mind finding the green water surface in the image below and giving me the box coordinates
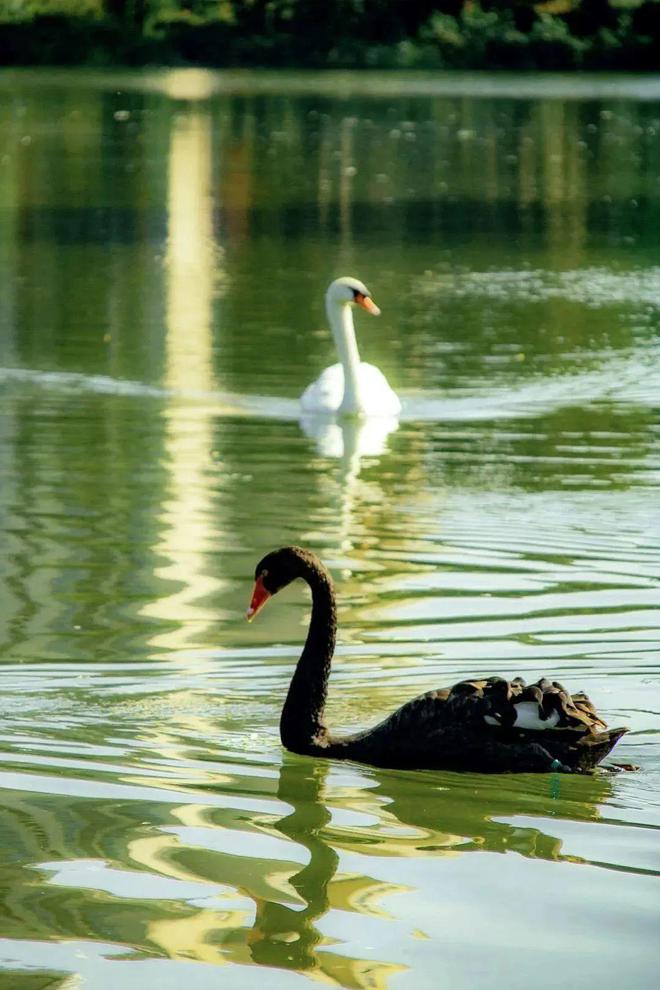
[0,69,658,990]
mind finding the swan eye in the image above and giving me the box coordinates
[261,569,269,578]
[352,290,366,304]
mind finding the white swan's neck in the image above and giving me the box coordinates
[327,297,363,415]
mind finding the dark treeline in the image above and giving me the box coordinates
[1,1,660,69]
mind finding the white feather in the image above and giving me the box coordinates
[513,702,560,730]
[301,362,400,417]
[484,703,560,730]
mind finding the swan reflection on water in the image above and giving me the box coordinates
[299,413,399,460]
[298,415,399,552]
[0,724,631,990]
[246,757,618,982]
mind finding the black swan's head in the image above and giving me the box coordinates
[247,546,329,622]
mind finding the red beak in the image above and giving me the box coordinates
[246,575,271,622]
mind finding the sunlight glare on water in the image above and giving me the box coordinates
[0,68,658,990]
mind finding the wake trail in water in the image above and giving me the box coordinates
[1,344,658,425]
[408,349,660,421]
[0,366,300,420]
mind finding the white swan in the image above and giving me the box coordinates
[300,276,401,417]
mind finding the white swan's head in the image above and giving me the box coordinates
[326,276,381,316]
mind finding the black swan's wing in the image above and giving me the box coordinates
[328,677,627,773]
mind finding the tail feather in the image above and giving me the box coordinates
[560,727,629,772]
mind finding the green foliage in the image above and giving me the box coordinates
[421,4,588,69]
[525,13,588,68]
[148,0,234,31]
[0,0,102,21]
[0,0,658,69]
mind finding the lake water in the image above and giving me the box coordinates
[0,68,659,990]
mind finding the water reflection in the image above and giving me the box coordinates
[249,761,350,974]
[0,68,659,990]
[146,761,621,974]
[10,755,617,986]
[357,766,617,862]
[300,414,398,460]
[0,654,656,990]
[140,108,225,652]
[2,70,659,396]
[299,415,398,549]
[248,759,406,987]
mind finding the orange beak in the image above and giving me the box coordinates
[354,293,381,316]
[246,575,271,622]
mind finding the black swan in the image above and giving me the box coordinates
[247,546,629,773]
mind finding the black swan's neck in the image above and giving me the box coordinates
[280,558,337,755]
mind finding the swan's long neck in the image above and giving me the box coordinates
[280,561,337,755]
[326,297,364,415]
